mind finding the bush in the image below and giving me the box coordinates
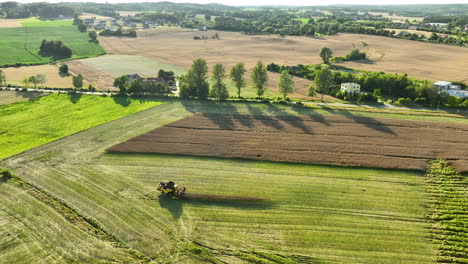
[413,97,427,105]
[0,168,13,181]
[357,93,378,103]
[397,97,413,105]
[59,64,69,75]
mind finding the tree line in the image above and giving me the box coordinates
[267,47,468,108]
[178,59,294,100]
[111,59,295,101]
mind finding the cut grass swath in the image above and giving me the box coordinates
[425,159,468,263]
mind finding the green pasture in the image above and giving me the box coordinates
[80,55,187,77]
[0,94,163,160]
[0,20,105,66]
[292,18,310,25]
[19,17,73,27]
[1,99,440,263]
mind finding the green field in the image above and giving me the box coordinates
[0,94,163,160]
[19,17,74,27]
[81,55,188,77]
[292,18,310,25]
[0,19,105,66]
[1,99,442,263]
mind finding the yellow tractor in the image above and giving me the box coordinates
[157,181,186,199]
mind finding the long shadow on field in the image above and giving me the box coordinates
[322,108,397,135]
[180,100,253,129]
[246,103,284,130]
[156,194,273,220]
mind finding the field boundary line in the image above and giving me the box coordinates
[0,168,152,263]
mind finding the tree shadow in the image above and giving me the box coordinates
[14,91,43,102]
[113,95,132,107]
[246,103,284,131]
[321,108,397,135]
[180,100,253,129]
[68,93,82,104]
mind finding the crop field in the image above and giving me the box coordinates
[99,30,468,83]
[2,64,74,88]
[0,19,105,66]
[0,91,44,105]
[0,94,163,160]
[1,100,439,263]
[76,55,187,77]
[108,113,468,172]
[0,19,21,27]
[368,12,424,23]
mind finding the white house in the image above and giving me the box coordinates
[341,83,361,94]
[434,81,452,90]
[434,81,468,98]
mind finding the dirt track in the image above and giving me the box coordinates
[108,113,468,172]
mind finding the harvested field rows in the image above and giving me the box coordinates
[109,113,468,171]
[99,31,468,83]
[3,101,436,263]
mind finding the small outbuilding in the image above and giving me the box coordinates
[341,83,361,94]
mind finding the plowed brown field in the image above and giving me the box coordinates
[108,113,468,172]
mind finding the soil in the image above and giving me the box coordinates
[108,113,468,172]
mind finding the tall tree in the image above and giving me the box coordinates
[113,75,129,94]
[211,63,229,100]
[179,58,209,98]
[251,61,268,98]
[73,74,83,89]
[28,75,38,88]
[128,79,143,94]
[230,62,246,98]
[35,74,47,88]
[319,47,333,64]
[0,69,5,86]
[278,70,294,99]
[22,77,30,88]
[314,67,334,101]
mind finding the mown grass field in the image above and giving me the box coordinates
[0,19,105,66]
[0,94,163,160]
[2,99,460,263]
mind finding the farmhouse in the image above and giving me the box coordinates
[126,74,142,82]
[341,83,361,94]
[434,81,468,98]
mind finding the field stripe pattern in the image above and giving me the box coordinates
[108,113,468,171]
[2,101,438,263]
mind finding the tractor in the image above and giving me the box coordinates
[157,181,186,199]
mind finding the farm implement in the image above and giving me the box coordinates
[157,181,186,199]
